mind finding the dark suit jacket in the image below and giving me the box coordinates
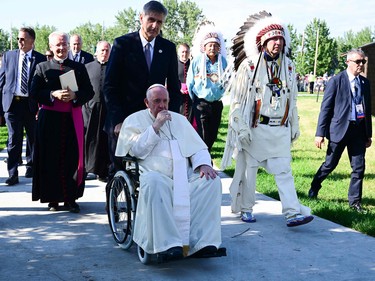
[0,49,46,114]
[85,59,106,103]
[315,70,372,142]
[68,50,94,64]
[103,31,181,133]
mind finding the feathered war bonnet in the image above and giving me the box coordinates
[231,11,291,71]
[191,22,227,86]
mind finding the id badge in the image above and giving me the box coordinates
[356,104,365,119]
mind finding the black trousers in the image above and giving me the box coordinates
[107,131,122,181]
[193,98,223,152]
[311,121,367,205]
[309,82,314,93]
[4,98,36,177]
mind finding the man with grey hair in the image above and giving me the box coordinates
[30,31,94,212]
[309,48,372,213]
[68,34,94,64]
[116,84,224,260]
[104,0,181,180]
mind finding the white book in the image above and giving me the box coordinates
[59,70,78,92]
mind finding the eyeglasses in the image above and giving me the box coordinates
[349,59,367,65]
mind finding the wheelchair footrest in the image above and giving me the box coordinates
[189,246,227,259]
[156,247,184,263]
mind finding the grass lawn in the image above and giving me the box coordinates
[0,126,7,150]
[212,94,375,237]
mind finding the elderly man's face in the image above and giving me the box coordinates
[145,87,169,118]
[140,12,165,42]
[265,36,284,58]
[96,42,111,63]
[204,42,220,60]
[346,53,366,76]
[178,45,190,63]
[50,35,69,60]
[70,35,82,54]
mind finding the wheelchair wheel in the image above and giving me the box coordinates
[137,245,152,265]
[107,171,135,250]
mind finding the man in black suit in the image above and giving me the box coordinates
[309,48,372,213]
[68,34,94,64]
[104,0,181,179]
[0,27,46,185]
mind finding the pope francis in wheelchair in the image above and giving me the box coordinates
[112,84,226,263]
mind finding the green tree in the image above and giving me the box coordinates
[34,25,56,54]
[163,0,204,45]
[114,7,140,36]
[162,0,180,41]
[175,0,204,45]
[71,23,108,54]
[0,29,10,54]
[299,19,336,76]
[336,27,374,72]
[287,24,300,61]
[9,27,19,51]
[112,0,203,46]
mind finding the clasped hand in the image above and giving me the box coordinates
[52,87,76,103]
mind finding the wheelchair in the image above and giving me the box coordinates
[106,156,153,264]
[106,156,226,264]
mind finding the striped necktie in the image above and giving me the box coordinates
[20,54,29,95]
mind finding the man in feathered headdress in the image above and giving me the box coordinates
[186,23,227,152]
[221,12,313,227]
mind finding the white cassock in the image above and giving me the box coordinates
[116,109,222,255]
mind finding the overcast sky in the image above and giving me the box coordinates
[1,0,373,45]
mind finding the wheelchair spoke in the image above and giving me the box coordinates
[107,172,135,250]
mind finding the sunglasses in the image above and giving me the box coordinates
[46,55,53,58]
[349,59,367,65]
[16,37,27,41]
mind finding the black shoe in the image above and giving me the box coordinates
[190,246,218,258]
[67,202,80,213]
[5,175,19,186]
[308,189,318,199]
[25,167,33,178]
[156,246,183,263]
[85,173,97,180]
[48,202,59,211]
[350,203,367,214]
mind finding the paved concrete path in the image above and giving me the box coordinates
[1,148,374,281]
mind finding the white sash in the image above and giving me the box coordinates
[170,140,190,250]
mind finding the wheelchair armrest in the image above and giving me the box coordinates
[122,155,138,164]
[121,155,140,181]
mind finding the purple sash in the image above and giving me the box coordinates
[41,99,84,186]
